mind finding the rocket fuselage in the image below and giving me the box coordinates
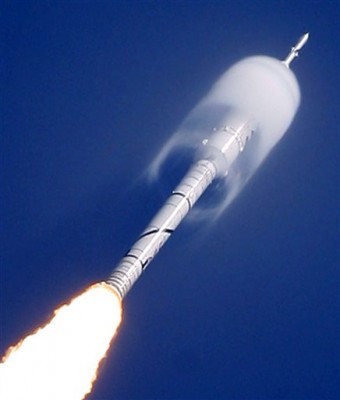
[107,34,307,299]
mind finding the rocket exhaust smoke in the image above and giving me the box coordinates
[0,284,122,400]
[1,34,308,399]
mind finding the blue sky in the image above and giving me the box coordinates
[1,1,339,399]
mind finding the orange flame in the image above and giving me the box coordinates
[0,282,122,400]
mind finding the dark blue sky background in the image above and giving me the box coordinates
[1,1,339,399]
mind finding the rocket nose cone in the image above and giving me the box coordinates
[296,32,309,49]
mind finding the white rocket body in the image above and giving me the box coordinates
[108,42,305,299]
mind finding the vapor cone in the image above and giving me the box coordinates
[0,283,122,400]
[147,56,300,218]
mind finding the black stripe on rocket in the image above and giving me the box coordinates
[138,228,174,240]
[139,228,174,269]
[172,191,192,210]
[123,252,156,270]
[124,228,174,270]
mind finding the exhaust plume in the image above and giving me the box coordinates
[0,283,122,400]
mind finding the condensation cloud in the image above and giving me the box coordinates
[146,56,300,220]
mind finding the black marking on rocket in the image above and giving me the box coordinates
[138,228,174,240]
[137,229,158,239]
[141,257,153,270]
[123,227,175,272]
[172,191,192,210]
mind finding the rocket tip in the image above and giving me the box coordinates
[295,32,310,50]
[301,32,310,43]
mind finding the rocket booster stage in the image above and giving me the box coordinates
[107,111,255,299]
[107,34,308,299]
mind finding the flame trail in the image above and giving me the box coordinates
[0,283,122,400]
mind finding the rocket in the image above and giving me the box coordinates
[107,34,309,300]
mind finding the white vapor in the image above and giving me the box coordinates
[147,56,300,219]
